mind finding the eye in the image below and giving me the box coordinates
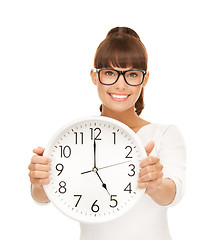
[105,70,116,77]
[127,72,137,78]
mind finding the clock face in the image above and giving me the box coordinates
[43,116,146,223]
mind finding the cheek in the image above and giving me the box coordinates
[97,85,109,100]
[131,87,143,102]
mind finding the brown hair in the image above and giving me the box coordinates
[94,27,148,116]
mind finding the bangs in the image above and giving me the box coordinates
[94,34,147,70]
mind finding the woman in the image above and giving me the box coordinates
[28,27,186,240]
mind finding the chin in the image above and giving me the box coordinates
[104,103,132,114]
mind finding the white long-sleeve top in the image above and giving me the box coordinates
[79,123,186,240]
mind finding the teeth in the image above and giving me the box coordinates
[110,94,129,99]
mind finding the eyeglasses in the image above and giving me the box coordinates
[95,68,147,86]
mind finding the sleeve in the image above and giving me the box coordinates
[157,125,186,207]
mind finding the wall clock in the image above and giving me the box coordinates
[43,115,146,223]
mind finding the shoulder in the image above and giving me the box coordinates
[152,123,185,143]
[137,122,185,146]
[154,123,186,154]
[158,124,184,141]
[147,122,182,135]
[136,117,177,133]
[137,121,176,135]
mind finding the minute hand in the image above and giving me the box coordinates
[93,138,97,168]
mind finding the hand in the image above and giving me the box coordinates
[138,141,163,194]
[28,147,51,188]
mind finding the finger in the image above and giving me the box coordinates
[146,177,163,189]
[138,177,162,190]
[28,163,50,172]
[33,147,45,156]
[30,178,50,185]
[144,141,155,156]
[138,170,163,183]
[137,181,148,189]
[29,171,49,179]
[31,155,51,165]
[140,156,160,168]
[139,162,163,177]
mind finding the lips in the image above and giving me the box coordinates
[109,93,130,96]
[108,93,130,101]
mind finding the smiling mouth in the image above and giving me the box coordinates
[108,93,130,101]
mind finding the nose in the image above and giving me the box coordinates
[114,74,127,90]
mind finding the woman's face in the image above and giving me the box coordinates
[91,66,149,114]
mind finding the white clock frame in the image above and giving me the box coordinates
[43,115,146,223]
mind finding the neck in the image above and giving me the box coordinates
[100,105,140,128]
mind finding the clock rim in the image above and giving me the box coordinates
[43,115,147,223]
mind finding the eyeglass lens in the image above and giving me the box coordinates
[99,69,144,85]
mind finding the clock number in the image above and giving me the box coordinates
[74,195,82,207]
[59,145,71,158]
[124,182,132,194]
[74,132,84,144]
[125,146,133,158]
[91,200,100,212]
[90,127,101,140]
[56,163,64,176]
[128,164,135,176]
[59,181,67,194]
[112,132,116,144]
[110,195,118,208]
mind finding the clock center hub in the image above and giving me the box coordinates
[92,167,98,173]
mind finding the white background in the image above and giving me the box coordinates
[1,0,214,239]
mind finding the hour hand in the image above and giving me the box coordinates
[96,171,110,196]
[81,169,92,174]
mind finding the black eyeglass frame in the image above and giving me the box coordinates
[95,68,147,86]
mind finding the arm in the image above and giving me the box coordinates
[138,125,186,207]
[31,184,50,204]
[138,147,178,206]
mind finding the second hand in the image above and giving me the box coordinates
[81,160,132,174]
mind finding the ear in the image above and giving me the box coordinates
[90,69,98,86]
[142,71,149,87]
